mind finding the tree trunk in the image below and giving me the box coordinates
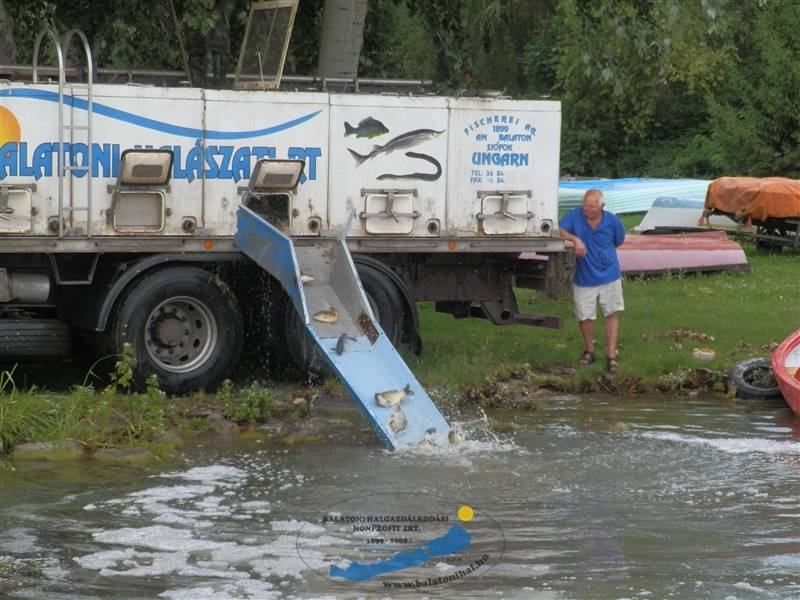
[317,0,368,80]
[0,0,17,64]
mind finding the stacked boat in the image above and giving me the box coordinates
[559,178,711,215]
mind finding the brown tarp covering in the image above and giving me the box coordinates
[705,177,800,221]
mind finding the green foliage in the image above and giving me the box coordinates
[181,0,218,35]
[5,0,800,177]
[706,1,800,177]
[552,0,727,176]
[405,0,472,85]
[284,0,324,75]
[0,365,176,456]
[104,342,135,395]
[359,0,435,79]
[224,382,274,424]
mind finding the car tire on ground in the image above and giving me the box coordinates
[729,357,781,399]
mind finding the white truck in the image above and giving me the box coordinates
[0,31,569,393]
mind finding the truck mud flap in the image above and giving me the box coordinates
[235,206,450,450]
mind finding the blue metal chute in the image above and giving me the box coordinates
[235,206,450,450]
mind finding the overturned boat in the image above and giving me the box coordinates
[617,231,749,276]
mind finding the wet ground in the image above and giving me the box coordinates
[2,393,800,599]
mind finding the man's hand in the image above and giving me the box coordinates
[560,229,586,257]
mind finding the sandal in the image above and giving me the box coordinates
[579,351,596,365]
[607,356,619,373]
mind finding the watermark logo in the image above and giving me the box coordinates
[296,492,504,591]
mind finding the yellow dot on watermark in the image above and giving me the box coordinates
[457,505,474,522]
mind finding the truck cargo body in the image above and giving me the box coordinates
[0,81,568,391]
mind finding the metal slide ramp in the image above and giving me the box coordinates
[235,206,450,450]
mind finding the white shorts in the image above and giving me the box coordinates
[573,279,624,321]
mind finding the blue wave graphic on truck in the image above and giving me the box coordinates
[0,88,320,139]
[0,88,322,182]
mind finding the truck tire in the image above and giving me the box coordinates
[0,319,71,359]
[109,267,243,394]
[356,263,404,346]
[729,357,781,399]
[284,264,406,378]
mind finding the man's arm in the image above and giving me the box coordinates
[559,228,586,257]
[613,216,626,247]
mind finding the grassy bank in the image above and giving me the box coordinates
[1,228,798,461]
[407,238,799,390]
[0,348,311,466]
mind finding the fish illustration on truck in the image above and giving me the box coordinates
[347,126,444,181]
[344,116,389,139]
[347,128,444,165]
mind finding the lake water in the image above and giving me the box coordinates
[2,394,800,599]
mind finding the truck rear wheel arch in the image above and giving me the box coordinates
[85,253,243,333]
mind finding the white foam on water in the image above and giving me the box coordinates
[160,578,282,599]
[733,581,765,593]
[394,435,524,459]
[240,500,272,514]
[393,412,526,459]
[161,465,248,483]
[755,426,794,433]
[640,432,800,455]
[0,554,69,586]
[1,528,43,553]
[272,519,324,533]
[74,462,330,586]
[93,525,229,552]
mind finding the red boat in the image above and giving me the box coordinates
[772,329,800,416]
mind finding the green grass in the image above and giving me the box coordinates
[407,233,800,388]
[2,221,798,454]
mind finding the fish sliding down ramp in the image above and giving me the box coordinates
[235,206,450,450]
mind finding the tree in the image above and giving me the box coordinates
[0,0,17,64]
[551,0,729,177]
[405,0,472,86]
[707,0,800,177]
[317,0,368,79]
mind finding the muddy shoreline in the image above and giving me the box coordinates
[0,363,733,467]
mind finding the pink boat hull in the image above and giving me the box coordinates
[772,329,800,417]
[617,231,749,275]
[520,231,749,276]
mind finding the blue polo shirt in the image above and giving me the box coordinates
[559,207,625,287]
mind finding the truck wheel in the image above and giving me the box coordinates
[355,263,404,346]
[284,265,406,378]
[729,357,781,399]
[109,267,243,394]
[0,319,71,359]
[284,302,328,379]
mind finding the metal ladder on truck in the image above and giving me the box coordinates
[32,28,100,287]
[234,165,451,450]
[32,28,94,239]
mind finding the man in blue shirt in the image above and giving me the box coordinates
[558,189,625,372]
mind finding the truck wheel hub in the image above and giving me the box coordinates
[144,296,218,373]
